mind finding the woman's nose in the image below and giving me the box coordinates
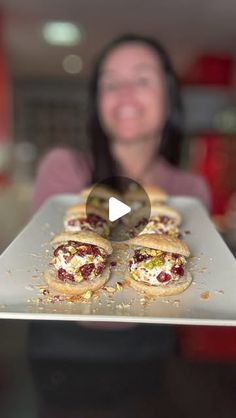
[118,80,135,97]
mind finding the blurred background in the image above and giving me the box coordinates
[0,1,236,417]
[0,0,236,254]
[0,0,236,251]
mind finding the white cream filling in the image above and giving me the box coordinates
[54,249,105,282]
[64,218,109,236]
[130,260,174,286]
[129,255,186,286]
[64,221,83,233]
[140,216,178,236]
[141,223,178,236]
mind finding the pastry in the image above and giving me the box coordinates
[126,234,191,296]
[64,203,110,237]
[45,231,112,295]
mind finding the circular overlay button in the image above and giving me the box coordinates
[85,176,151,241]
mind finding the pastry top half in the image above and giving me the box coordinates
[51,231,113,255]
[150,205,181,224]
[125,185,168,203]
[131,205,181,226]
[128,233,190,257]
[80,185,121,200]
[145,185,169,202]
[65,203,108,221]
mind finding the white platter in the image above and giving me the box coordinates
[0,194,235,325]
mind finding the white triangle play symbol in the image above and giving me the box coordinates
[109,197,131,222]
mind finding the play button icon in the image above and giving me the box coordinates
[109,197,131,222]
[85,176,151,241]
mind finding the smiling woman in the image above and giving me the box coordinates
[88,33,185,184]
[97,43,167,146]
[33,34,210,211]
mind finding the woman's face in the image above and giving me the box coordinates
[97,42,168,144]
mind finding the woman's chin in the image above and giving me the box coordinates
[113,133,146,144]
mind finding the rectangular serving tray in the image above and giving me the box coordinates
[0,194,235,325]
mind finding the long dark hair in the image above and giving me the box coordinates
[87,33,184,185]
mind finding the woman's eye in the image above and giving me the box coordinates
[136,76,151,86]
[100,80,118,92]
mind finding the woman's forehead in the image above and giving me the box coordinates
[100,42,160,75]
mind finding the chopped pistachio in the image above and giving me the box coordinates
[81,290,92,300]
[145,257,164,269]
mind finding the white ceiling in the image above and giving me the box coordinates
[1,0,236,78]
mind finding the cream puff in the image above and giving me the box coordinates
[64,203,110,237]
[125,185,168,208]
[45,231,113,295]
[133,205,181,238]
[126,234,192,297]
[80,184,121,209]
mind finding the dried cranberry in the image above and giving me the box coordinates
[133,250,151,263]
[68,240,82,247]
[76,244,101,257]
[87,214,103,225]
[110,261,117,267]
[54,244,67,257]
[135,217,147,228]
[171,265,184,276]
[68,219,76,226]
[156,272,171,283]
[172,253,180,259]
[90,246,102,256]
[95,263,106,275]
[57,268,75,282]
[76,247,87,256]
[79,263,95,279]
[78,217,87,225]
[159,216,170,224]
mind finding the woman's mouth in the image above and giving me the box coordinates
[116,105,140,120]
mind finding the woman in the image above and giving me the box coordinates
[29,34,211,415]
[33,34,210,210]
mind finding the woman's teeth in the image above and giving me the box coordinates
[117,107,139,118]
